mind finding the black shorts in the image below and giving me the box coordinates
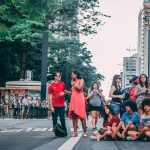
[88,104,102,112]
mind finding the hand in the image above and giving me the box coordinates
[139,125,144,131]
[121,131,125,139]
[64,90,71,94]
[50,106,54,113]
[106,126,111,130]
[118,95,124,99]
[112,132,117,139]
[59,92,65,97]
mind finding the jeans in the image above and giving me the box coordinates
[52,106,67,130]
[111,102,120,114]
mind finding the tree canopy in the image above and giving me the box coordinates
[0,0,109,88]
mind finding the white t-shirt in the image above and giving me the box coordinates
[141,114,150,127]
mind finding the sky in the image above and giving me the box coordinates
[81,0,143,99]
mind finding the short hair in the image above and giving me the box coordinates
[141,98,150,112]
[52,72,61,79]
[125,100,137,112]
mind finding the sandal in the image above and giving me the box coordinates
[71,132,78,137]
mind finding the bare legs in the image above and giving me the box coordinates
[72,112,87,137]
[91,111,100,129]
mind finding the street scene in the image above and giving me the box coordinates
[0,118,150,150]
[0,0,150,150]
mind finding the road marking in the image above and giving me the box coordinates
[26,128,33,132]
[16,129,25,132]
[48,128,53,132]
[0,127,82,133]
[1,129,18,133]
[58,133,82,150]
[32,128,47,131]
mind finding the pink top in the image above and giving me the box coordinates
[69,79,86,119]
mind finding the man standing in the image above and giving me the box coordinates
[48,72,67,136]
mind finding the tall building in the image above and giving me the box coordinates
[122,54,141,88]
[138,0,150,79]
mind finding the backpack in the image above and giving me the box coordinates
[53,123,67,137]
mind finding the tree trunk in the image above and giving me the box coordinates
[20,50,27,79]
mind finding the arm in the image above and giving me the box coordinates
[86,91,93,100]
[98,90,105,99]
[109,86,123,99]
[134,86,146,97]
[73,79,84,91]
[49,94,54,112]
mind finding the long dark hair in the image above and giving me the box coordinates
[72,71,82,79]
[139,74,148,88]
[90,82,100,92]
[103,105,116,126]
[112,74,121,90]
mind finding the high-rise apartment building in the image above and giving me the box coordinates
[138,0,150,79]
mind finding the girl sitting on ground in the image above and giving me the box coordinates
[90,105,120,141]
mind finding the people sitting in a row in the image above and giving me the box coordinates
[90,98,150,141]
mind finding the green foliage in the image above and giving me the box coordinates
[0,0,108,89]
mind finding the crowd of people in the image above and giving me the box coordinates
[48,71,150,141]
[11,95,49,119]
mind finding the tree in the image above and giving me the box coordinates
[0,0,109,88]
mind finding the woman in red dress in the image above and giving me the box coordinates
[69,71,87,137]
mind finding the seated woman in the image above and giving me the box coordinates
[115,101,140,140]
[129,98,150,140]
[90,105,120,141]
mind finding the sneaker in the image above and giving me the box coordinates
[126,136,135,141]
[90,135,97,140]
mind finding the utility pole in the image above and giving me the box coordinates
[41,32,48,101]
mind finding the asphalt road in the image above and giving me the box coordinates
[0,119,150,150]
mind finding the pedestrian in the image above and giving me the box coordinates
[128,76,139,102]
[12,96,19,119]
[109,75,124,118]
[116,101,140,140]
[68,71,87,137]
[134,74,150,116]
[91,105,120,141]
[86,82,105,131]
[48,72,67,136]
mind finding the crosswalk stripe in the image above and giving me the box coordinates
[32,128,47,131]
[48,128,53,132]
[0,127,84,133]
[58,133,83,150]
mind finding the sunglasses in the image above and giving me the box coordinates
[118,77,122,80]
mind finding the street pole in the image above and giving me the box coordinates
[41,32,48,101]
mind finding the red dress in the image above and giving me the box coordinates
[69,79,86,119]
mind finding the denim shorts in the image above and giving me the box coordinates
[111,102,120,114]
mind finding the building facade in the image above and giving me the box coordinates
[138,0,150,79]
[122,54,141,88]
